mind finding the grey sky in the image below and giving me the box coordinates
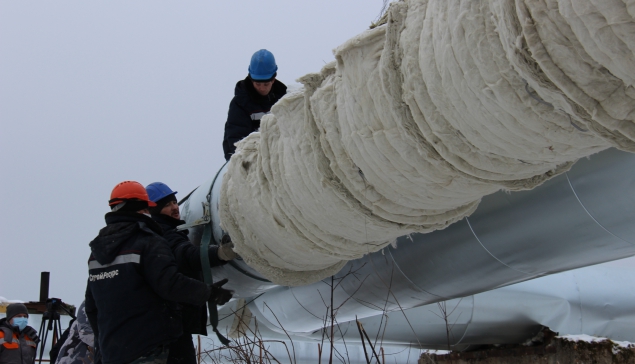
[0,1,388,306]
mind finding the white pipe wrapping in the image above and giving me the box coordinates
[220,0,635,286]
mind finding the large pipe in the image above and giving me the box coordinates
[250,147,635,334]
[218,0,635,285]
[179,147,635,333]
[218,261,635,351]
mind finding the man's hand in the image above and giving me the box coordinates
[209,278,233,305]
[217,242,238,261]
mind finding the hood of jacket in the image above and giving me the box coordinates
[151,213,190,251]
[89,211,163,265]
[151,213,186,231]
[234,75,287,109]
[0,317,14,330]
[0,317,20,335]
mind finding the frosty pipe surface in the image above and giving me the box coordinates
[217,260,635,350]
[243,148,635,335]
[178,164,277,298]
[184,148,635,330]
[220,0,635,285]
[177,147,635,354]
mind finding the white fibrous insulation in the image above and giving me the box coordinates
[220,0,635,285]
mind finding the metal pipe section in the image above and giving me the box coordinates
[249,148,635,334]
[182,148,635,334]
[179,164,277,298]
[220,263,635,350]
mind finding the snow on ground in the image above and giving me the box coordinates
[558,334,635,354]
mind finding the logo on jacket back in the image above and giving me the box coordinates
[89,269,119,281]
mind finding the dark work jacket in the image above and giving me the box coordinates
[84,212,211,364]
[151,214,227,335]
[0,318,40,364]
[222,75,287,160]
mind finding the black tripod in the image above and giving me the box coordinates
[36,298,76,364]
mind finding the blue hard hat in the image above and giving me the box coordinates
[248,49,278,81]
[146,182,177,203]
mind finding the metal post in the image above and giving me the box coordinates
[40,272,50,303]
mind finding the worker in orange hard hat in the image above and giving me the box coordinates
[107,180,157,212]
[85,181,232,364]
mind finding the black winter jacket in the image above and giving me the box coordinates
[222,75,287,160]
[151,213,227,335]
[84,212,211,364]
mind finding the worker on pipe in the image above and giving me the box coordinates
[222,49,287,161]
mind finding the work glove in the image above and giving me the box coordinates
[209,278,233,306]
[217,242,238,261]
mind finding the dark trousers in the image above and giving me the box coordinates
[167,334,196,364]
[129,345,169,364]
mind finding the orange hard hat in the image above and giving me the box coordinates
[108,180,157,207]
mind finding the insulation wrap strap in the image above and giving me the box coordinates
[201,220,230,345]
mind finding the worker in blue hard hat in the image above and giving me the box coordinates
[146,182,237,364]
[222,49,287,161]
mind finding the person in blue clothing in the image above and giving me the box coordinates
[222,49,287,161]
[145,182,237,364]
[84,181,232,364]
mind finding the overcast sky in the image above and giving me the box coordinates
[0,1,390,307]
